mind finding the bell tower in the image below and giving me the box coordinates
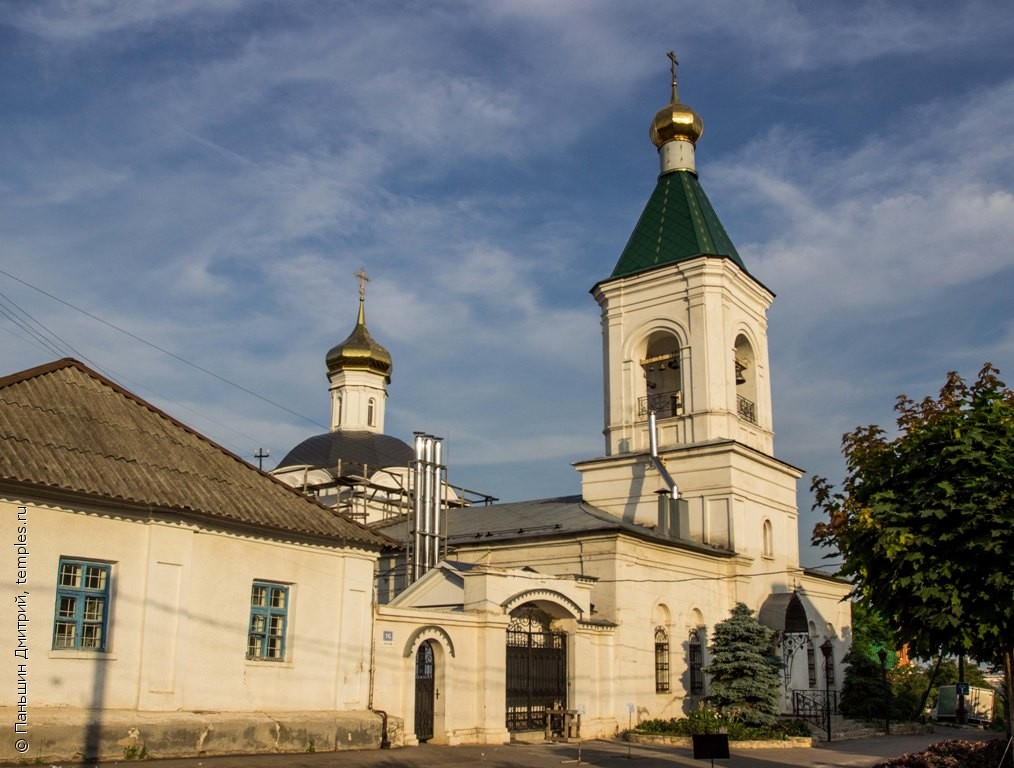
[575,55,799,560]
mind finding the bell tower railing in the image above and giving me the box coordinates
[637,390,683,420]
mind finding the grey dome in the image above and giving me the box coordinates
[276,430,413,475]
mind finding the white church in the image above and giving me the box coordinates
[0,58,850,760]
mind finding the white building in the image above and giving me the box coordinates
[0,359,393,762]
[1,56,851,759]
[361,58,853,745]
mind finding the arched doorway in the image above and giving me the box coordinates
[414,640,435,742]
[506,604,567,732]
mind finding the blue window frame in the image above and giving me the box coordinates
[53,558,111,651]
[248,582,288,660]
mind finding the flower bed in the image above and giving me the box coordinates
[631,709,812,742]
[625,732,813,749]
[871,738,1008,768]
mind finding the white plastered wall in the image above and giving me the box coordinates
[0,494,378,714]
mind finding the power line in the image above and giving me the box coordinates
[0,290,73,359]
[0,267,326,431]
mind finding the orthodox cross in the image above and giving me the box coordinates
[355,266,370,302]
[254,448,270,471]
[667,50,679,99]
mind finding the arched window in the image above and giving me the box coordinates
[762,519,773,558]
[367,398,376,427]
[688,628,704,695]
[807,639,817,687]
[639,332,682,420]
[734,334,757,424]
[824,640,836,688]
[654,626,670,693]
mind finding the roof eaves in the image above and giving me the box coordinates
[0,358,393,549]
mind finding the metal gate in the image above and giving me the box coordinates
[414,640,435,742]
[506,606,567,732]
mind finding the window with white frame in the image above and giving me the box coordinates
[53,558,111,651]
[247,582,289,660]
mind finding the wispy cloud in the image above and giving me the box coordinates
[2,1,1012,566]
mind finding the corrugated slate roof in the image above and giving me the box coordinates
[0,359,392,548]
[610,170,747,279]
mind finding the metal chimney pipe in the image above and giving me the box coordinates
[423,436,435,571]
[411,432,426,582]
[647,411,679,500]
[432,438,443,567]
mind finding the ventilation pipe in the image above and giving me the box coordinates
[410,432,445,583]
[649,411,685,538]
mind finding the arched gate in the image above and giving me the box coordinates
[505,605,567,732]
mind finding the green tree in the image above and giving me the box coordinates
[840,647,887,721]
[706,603,782,726]
[812,364,1014,742]
[840,600,899,721]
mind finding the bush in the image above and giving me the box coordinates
[871,738,1008,768]
[633,704,810,741]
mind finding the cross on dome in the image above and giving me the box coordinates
[355,266,369,303]
[667,50,679,101]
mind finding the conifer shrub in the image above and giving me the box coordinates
[706,603,782,726]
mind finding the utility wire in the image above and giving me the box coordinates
[0,281,270,456]
[0,267,326,431]
[377,559,845,584]
[0,290,71,359]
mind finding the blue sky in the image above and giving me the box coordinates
[3,2,1013,567]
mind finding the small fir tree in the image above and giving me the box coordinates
[839,646,887,721]
[840,599,897,721]
[706,603,782,726]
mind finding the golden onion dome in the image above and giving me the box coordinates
[649,52,703,148]
[326,275,392,382]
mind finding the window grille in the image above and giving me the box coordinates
[807,642,817,687]
[654,626,670,693]
[688,628,704,695]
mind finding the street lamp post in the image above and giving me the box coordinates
[877,649,890,735]
[820,640,833,742]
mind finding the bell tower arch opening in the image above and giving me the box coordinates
[639,332,683,422]
[734,333,758,425]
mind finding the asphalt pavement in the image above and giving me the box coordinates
[33,728,1004,768]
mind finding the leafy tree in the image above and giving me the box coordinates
[812,364,1014,744]
[848,599,896,663]
[706,603,781,726]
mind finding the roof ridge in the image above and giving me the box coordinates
[0,358,391,547]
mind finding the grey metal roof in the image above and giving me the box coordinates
[276,430,414,474]
[375,494,734,556]
[0,359,392,548]
[758,591,809,633]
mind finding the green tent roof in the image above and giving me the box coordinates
[610,170,748,279]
